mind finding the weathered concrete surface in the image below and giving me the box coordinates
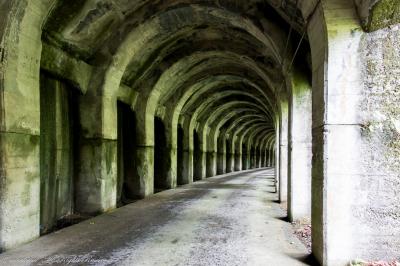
[278,100,289,203]
[287,69,312,222]
[356,23,400,260]
[309,1,400,264]
[0,169,309,266]
[355,0,400,32]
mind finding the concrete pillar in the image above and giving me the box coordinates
[233,153,240,171]
[217,151,226,175]
[232,137,241,171]
[242,146,248,170]
[262,147,266,168]
[227,153,234,172]
[180,149,192,184]
[195,150,207,180]
[274,120,280,195]
[132,99,156,196]
[268,147,273,167]
[181,118,193,184]
[76,94,117,214]
[287,70,312,222]
[263,144,269,167]
[206,151,217,177]
[217,137,226,175]
[308,2,400,264]
[256,147,262,168]
[278,100,289,203]
[161,118,178,189]
[197,127,207,180]
[181,149,193,183]
[0,1,55,250]
[250,147,256,168]
[243,142,251,170]
[253,147,257,168]
[261,148,267,167]
[134,146,154,196]
[226,139,235,172]
[163,146,177,189]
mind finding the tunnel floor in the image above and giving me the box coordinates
[0,168,310,266]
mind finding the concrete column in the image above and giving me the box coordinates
[263,146,269,167]
[259,147,264,168]
[274,120,280,195]
[226,139,235,172]
[206,151,217,177]
[247,147,252,169]
[287,70,312,222]
[250,147,256,168]
[232,152,240,171]
[181,149,193,184]
[164,146,177,189]
[132,98,156,197]
[242,147,248,170]
[226,153,236,173]
[0,1,55,250]
[253,147,257,168]
[134,146,154,196]
[256,147,262,168]
[261,148,266,167]
[217,151,226,175]
[308,2,400,264]
[217,137,226,175]
[268,147,273,167]
[162,118,178,189]
[181,118,193,184]
[246,149,251,169]
[76,95,117,214]
[200,150,207,179]
[197,127,208,180]
[195,150,207,180]
[279,100,288,203]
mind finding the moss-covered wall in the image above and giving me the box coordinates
[355,0,400,32]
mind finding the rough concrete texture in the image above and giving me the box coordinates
[354,0,400,32]
[0,169,310,266]
[356,24,400,260]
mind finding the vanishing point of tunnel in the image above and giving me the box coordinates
[0,1,399,266]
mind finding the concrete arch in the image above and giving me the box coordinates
[78,4,284,110]
[228,119,274,171]
[187,96,270,150]
[124,25,283,90]
[141,50,278,145]
[244,125,275,168]
[235,123,274,170]
[216,112,268,174]
[190,100,269,179]
[159,86,270,186]
[136,52,276,148]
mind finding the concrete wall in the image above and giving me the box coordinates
[354,23,400,260]
[308,1,400,264]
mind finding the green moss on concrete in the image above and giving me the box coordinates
[41,43,92,94]
[366,0,400,32]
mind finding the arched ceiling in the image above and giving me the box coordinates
[41,0,312,146]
